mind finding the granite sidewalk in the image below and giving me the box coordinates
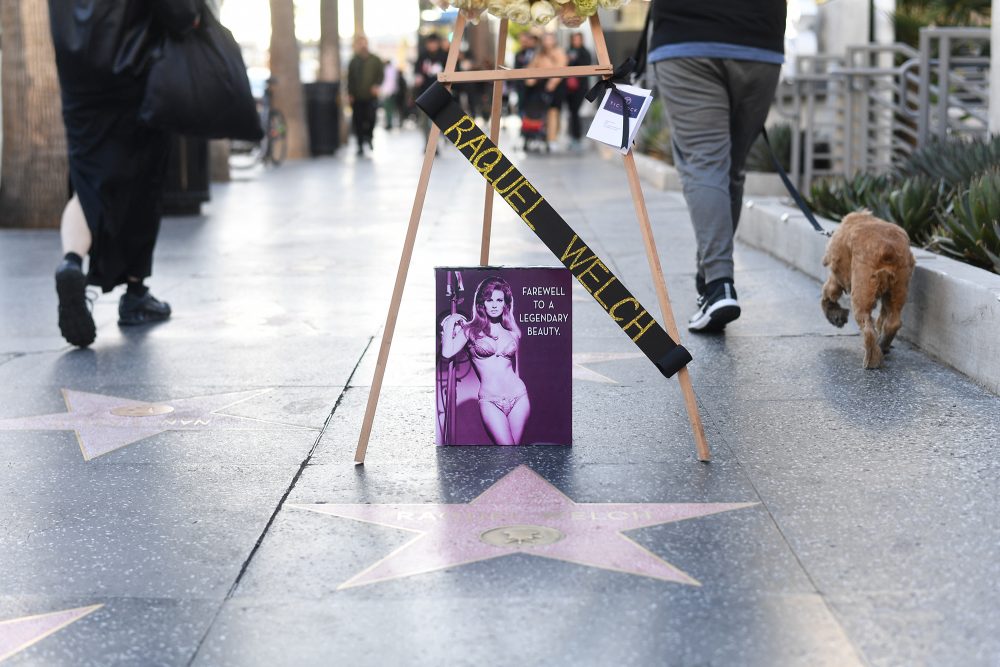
[0,127,998,666]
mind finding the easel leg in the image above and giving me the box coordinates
[623,152,712,462]
[354,126,443,464]
[480,19,509,265]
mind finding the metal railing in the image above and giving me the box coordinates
[778,26,991,188]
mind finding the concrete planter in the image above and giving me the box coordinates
[627,149,1000,394]
[632,152,787,197]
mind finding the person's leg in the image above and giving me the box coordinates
[55,193,97,347]
[118,128,172,326]
[654,58,735,286]
[725,61,781,232]
[60,194,92,257]
[351,100,365,154]
[506,395,531,445]
[366,100,377,147]
[479,402,515,445]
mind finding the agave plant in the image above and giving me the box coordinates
[886,175,949,245]
[933,169,1000,273]
[807,172,896,221]
[745,123,793,173]
[636,98,674,165]
[897,135,1000,188]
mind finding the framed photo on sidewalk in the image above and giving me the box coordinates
[435,267,572,446]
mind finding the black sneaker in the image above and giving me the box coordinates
[118,291,171,326]
[55,259,96,348]
[688,280,740,333]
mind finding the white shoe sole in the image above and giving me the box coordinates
[688,297,741,332]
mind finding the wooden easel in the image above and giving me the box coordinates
[354,14,710,464]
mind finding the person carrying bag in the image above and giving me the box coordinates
[139,6,263,141]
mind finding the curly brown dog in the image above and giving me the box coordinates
[821,210,916,369]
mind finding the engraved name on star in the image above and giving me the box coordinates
[291,465,755,589]
[0,389,310,460]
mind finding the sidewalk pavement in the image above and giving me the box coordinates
[1,127,998,667]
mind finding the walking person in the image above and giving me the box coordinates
[414,34,448,148]
[49,0,202,348]
[347,34,384,157]
[527,33,568,151]
[648,0,786,332]
[563,32,593,151]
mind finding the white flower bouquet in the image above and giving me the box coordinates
[439,0,633,26]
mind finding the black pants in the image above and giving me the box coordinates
[352,99,377,148]
[565,88,587,140]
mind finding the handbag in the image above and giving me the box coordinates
[139,11,263,141]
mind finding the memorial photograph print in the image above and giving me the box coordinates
[436,267,572,446]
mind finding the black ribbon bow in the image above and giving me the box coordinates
[585,57,637,151]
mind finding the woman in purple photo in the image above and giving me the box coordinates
[441,277,531,445]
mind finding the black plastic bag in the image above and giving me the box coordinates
[139,11,263,141]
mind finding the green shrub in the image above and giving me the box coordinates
[933,169,1000,272]
[745,123,792,173]
[896,135,1000,187]
[886,175,949,245]
[636,98,673,165]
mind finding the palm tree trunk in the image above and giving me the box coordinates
[0,0,68,228]
[354,0,364,35]
[319,0,341,81]
[269,0,309,160]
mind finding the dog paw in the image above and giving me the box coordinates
[825,308,849,328]
[863,350,884,369]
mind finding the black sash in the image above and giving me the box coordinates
[416,82,692,378]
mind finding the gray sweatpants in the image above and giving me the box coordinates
[652,58,780,286]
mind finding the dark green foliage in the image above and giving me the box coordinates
[807,135,1000,271]
[933,169,1000,272]
[893,0,991,48]
[636,98,673,165]
[896,135,1000,187]
[886,175,949,245]
[807,173,894,221]
[745,124,792,173]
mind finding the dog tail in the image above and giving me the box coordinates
[874,267,896,294]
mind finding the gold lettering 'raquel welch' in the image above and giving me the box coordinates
[423,90,690,376]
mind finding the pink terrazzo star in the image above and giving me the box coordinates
[0,605,101,662]
[0,388,306,460]
[291,465,755,589]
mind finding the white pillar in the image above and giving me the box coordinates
[991,0,1000,133]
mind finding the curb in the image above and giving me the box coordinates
[631,152,787,197]
[628,151,1000,394]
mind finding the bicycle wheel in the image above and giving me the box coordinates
[266,110,288,166]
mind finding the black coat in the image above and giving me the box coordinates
[651,0,786,55]
[48,0,202,291]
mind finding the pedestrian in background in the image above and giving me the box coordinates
[414,34,449,148]
[527,33,568,151]
[381,60,401,130]
[564,32,593,152]
[512,31,538,117]
[347,35,384,157]
[648,0,785,332]
[48,0,202,348]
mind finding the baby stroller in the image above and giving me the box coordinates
[520,84,549,153]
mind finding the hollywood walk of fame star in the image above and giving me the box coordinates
[0,389,311,461]
[0,605,102,663]
[291,465,755,589]
[572,352,645,384]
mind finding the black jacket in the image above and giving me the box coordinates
[651,0,786,55]
[49,0,202,92]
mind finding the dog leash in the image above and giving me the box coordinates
[762,128,832,237]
